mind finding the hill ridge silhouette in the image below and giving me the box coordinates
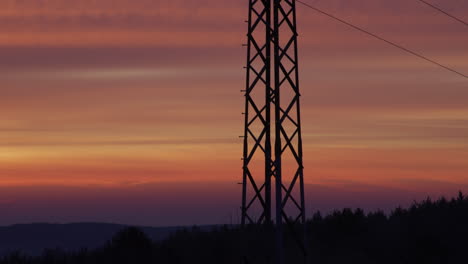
[0,223,215,257]
[1,193,468,264]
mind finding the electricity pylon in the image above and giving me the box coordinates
[241,0,306,263]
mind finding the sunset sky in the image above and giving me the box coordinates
[1,0,467,226]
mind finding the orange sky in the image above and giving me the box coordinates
[1,0,467,225]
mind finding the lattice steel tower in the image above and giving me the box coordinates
[241,0,306,262]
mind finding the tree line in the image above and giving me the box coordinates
[2,192,468,264]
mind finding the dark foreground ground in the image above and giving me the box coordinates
[1,192,468,264]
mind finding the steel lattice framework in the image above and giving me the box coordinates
[241,0,306,262]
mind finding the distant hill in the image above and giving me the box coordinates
[0,223,193,256]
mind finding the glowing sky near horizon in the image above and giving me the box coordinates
[1,0,468,226]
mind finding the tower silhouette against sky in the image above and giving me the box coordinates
[241,0,306,262]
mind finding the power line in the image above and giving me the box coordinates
[416,0,468,27]
[296,0,468,79]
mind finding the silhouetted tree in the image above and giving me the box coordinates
[98,227,154,264]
